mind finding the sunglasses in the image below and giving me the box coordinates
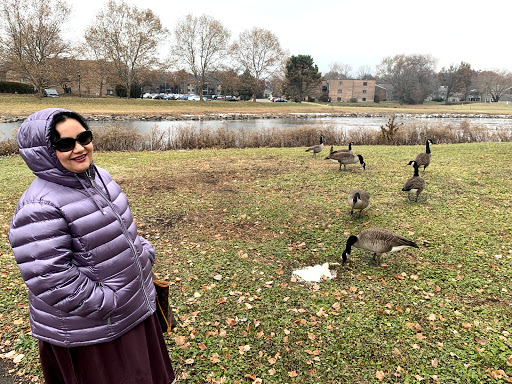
[52,130,93,152]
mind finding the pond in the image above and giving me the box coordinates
[1,115,511,141]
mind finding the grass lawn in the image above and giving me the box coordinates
[2,94,512,117]
[1,143,511,383]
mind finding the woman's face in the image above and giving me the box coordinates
[54,118,94,174]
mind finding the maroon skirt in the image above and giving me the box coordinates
[38,313,175,384]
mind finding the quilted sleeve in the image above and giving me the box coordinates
[140,236,156,265]
[8,201,117,320]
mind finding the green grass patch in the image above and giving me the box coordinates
[1,143,511,383]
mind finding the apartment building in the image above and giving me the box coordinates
[323,79,376,102]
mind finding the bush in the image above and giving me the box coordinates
[115,83,142,98]
[350,97,358,103]
[0,127,19,156]
[0,82,35,94]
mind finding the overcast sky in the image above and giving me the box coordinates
[66,0,511,75]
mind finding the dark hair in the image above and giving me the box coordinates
[49,111,90,145]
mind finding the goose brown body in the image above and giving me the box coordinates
[325,150,365,170]
[342,228,419,265]
[332,142,354,154]
[414,139,433,171]
[306,135,324,156]
[347,189,370,216]
[402,160,425,201]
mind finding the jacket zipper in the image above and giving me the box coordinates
[85,170,154,312]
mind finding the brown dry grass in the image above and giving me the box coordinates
[2,94,512,118]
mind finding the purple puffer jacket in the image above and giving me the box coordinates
[8,108,157,347]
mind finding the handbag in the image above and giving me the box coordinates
[153,280,177,335]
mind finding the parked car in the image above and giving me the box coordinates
[225,96,238,101]
[273,98,287,102]
[187,94,201,101]
[44,89,59,97]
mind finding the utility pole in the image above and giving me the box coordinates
[77,71,81,97]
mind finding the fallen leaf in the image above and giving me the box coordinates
[12,354,24,364]
[184,358,194,364]
[210,353,220,363]
[432,358,438,367]
[462,322,472,330]
[288,371,298,378]
[376,370,385,381]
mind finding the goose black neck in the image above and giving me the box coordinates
[353,192,360,205]
[413,163,420,177]
[426,140,431,154]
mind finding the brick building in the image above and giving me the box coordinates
[323,79,376,102]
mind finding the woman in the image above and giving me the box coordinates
[8,108,175,383]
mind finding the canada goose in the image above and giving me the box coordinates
[415,139,433,171]
[305,135,324,157]
[347,189,370,217]
[341,228,419,266]
[402,160,425,202]
[325,150,366,171]
[332,142,354,154]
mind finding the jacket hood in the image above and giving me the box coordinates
[17,108,93,187]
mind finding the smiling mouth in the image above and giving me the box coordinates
[73,154,87,161]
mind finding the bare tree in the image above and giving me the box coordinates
[212,69,241,97]
[377,54,438,104]
[324,61,352,80]
[474,69,512,102]
[0,0,70,96]
[457,62,474,101]
[230,28,284,101]
[355,65,375,80]
[438,64,460,104]
[172,14,230,101]
[84,0,166,98]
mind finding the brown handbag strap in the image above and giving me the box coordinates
[153,280,171,335]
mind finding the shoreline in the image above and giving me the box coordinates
[2,111,512,124]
